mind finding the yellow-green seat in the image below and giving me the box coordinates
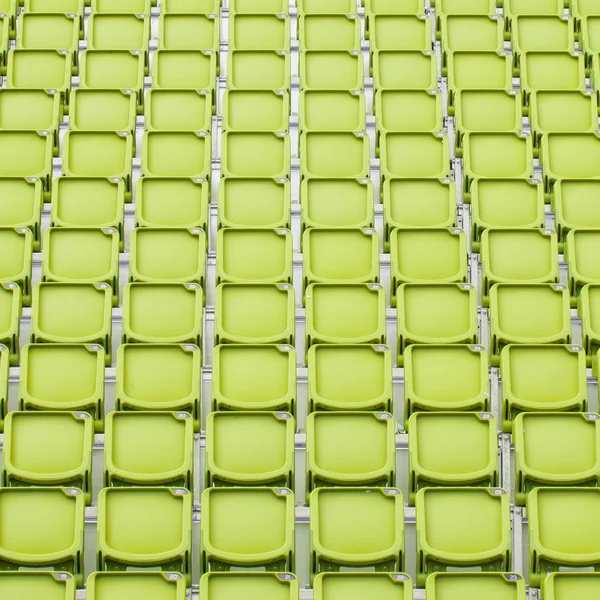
[0,130,53,192]
[162,0,219,12]
[222,131,290,179]
[158,14,219,53]
[0,177,43,250]
[214,283,294,345]
[20,344,105,430]
[397,283,478,360]
[408,412,498,505]
[152,50,217,96]
[91,0,151,12]
[230,14,290,51]
[142,131,211,179]
[543,572,600,600]
[371,14,431,53]
[435,0,495,18]
[505,0,564,19]
[97,487,192,584]
[566,229,600,295]
[0,345,7,427]
[307,411,395,495]
[581,16,600,55]
[3,411,93,503]
[228,50,290,91]
[440,15,504,57]
[426,573,526,600]
[373,50,437,91]
[520,51,586,98]
[200,573,299,600]
[365,0,425,38]
[299,90,366,133]
[572,0,600,19]
[299,0,356,13]
[0,227,32,305]
[105,411,194,488]
[0,487,85,586]
[223,90,289,132]
[308,344,393,412]
[0,282,20,364]
[212,344,296,413]
[512,16,576,63]
[374,89,443,134]
[416,487,511,586]
[500,344,586,432]
[122,283,203,346]
[116,344,201,431]
[229,0,287,12]
[146,90,212,133]
[298,14,361,51]
[301,51,363,92]
[216,228,293,284]
[579,284,600,356]
[0,0,15,37]
[201,487,295,572]
[205,411,295,487]
[514,412,600,506]
[554,180,600,242]
[310,487,404,580]
[0,571,76,600]
[87,572,186,600]
[314,573,412,600]
[88,14,150,62]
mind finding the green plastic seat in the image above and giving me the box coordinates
[505,0,564,19]
[0,227,32,305]
[222,131,290,179]
[218,177,290,229]
[308,344,392,412]
[416,487,511,586]
[223,90,289,132]
[88,13,150,58]
[214,283,294,345]
[380,132,451,180]
[130,228,206,287]
[543,572,600,600]
[122,283,203,346]
[553,180,600,242]
[397,283,478,359]
[426,573,526,600]
[205,411,295,487]
[579,284,600,356]
[501,344,586,431]
[146,90,212,133]
[300,50,364,91]
[142,131,211,179]
[212,344,296,412]
[0,283,20,364]
[116,344,201,430]
[299,0,356,13]
[469,178,545,252]
[201,487,295,572]
[528,487,600,587]
[105,411,193,488]
[97,487,192,583]
[3,411,93,502]
[42,227,120,305]
[24,0,83,15]
[512,16,576,60]
[514,412,600,505]
[314,573,412,600]
[408,412,498,505]
[217,228,292,284]
[162,0,218,12]
[300,90,365,133]
[440,15,504,56]
[229,0,287,12]
[0,487,85,585]
[580,16,600,54]
[520,51,586,97]
[91,0,151,11]
[306,283,386,347]
[390,228,468,306]
[200,573,299,600]
[371,14,431,54]
[0,571,76,600]
[31,283,112,362]
[435,0,495,17]
[136,178,208,231]
[567,229,600,295]
[0,0,15,36]
[228,50,290,91]
[0,345,7,427]
[310,487,404,580]
[0,177,43,249]
[307,411,395,495]
[300,132,370,179]
[152,50,217,95]
[375,89,442,134]
[572,0,600,18]
[301,178,374,230]
[0,130,53,191]
[403,344,489,422]
[373,50,437,90]
[298,14,361,51]
[365,0,425,38]
[20,344,105,429]
[87,572,186,600]
[158,14,219,53]
[230,14,290,51]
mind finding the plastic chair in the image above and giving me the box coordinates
[70,90,137,139]
[505,0,564,19]
[520,51,586,98]
[0,345,7,429]
[0,0,15,37]
[158,14,219,52]
[300,90,366,133]
[580,16,600,54]
[152,50,217,95]
[440,15,504,55]
[553,180,600,242]
[373,50,437,91]
[512,16,576,58]
[0,283,20,364]
[365,0,425,37]
[543,572,600,600]
[0,178,43,250]
[300,50,364,91]
[146,90,211,133]
[0,227,32,305]
[299,0,356,13]
[566,230,600,295]
[298,14,361,51]
[314,573,412,600]
[229,14,290,51]
[228,50,290,91]
[375,89,442,133]
[162,0,219,12]
[371,14,431,53]
[0,571,76,600]
[200,573,299,600]
[222,131,290,179]
[426,573,526,600]
[91,0,151,11]
[229,0,288,12]
[0,130,53,191]
[87,572,186,600]
[223,90,289,132]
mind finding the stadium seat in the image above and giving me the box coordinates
[122,283,203,346]
[152,50,217,94]
[380,132,450,180]
[116,344,201,430]
[129,228,206,286]
[105,411,193,488]
[505,0,564,19]
[228,50,290,91]
[528,487,600,588]
[216,228,293,284]
[0,130,53,191]
[158,14,219,53]
[0,571,76,600]
[222,131,290,179]
[390,228,468,305]
[223,90,289,132]
[306,411,395,495]
[408,411,498,504]
[313,573,412,600]
[440,15,504,55]
[298,14,361,51]
[373,50,437,91]
[142,131,211,179]
[416,487,511,586]
[42,228,120,305]
[310,487,404,579]
[301,132,369,179]
[91,0,151,12]
[146,90,212,133]
[214,283,295,345]
[371,15,431,53]
[300,50,364,92]
[566,230,600,295]
[469,178,545,252]
[230,14,290,51]
[511,16,576,58]
[500,344,586,432]
[520,51,586,97]
[426,573,526,600]
[212,344,296,413]
[0,177,43,250]
[24,0,84,18]
[514,412,600,505]
[403,344,490,422]
[205,411,295,487]
[0,487,84,585]
[553,180,600,242]
[579,284,600,356]
[0,283,20,364]
[435,0,495,18]
[572,0,600,19]
[136,177,208,231]
[20,344,105,429]
[97,487,192,583]
[3,411,94,502]
[306,283,386,347]
[200,487,295,572]
[219,177,290,230]
[580,16,600,54]
[365,0,425,38]
[300,90,365,133]
[299,0,357,13]
[87,572,186,600]
[162,0,219,12]
[303,228,379,287]
[543,572,600,600]
[0,0,15,37]
[87,13,150,57]
[308,344,393,412]
[200,573,299,600]
[0,345,7,428]
[0,227,32,305]
[397,283,478,358]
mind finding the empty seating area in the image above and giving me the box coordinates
[2,1,600,599]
